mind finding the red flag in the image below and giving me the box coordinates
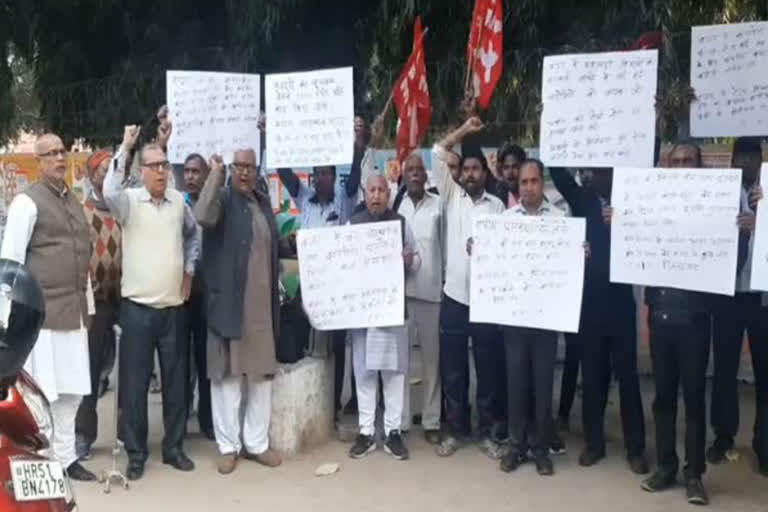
[467,0,503,109]
[393,16,432,163]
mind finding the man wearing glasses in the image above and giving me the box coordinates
[1,133,98,482]
[103,126,201,481]
[195,149,283,475]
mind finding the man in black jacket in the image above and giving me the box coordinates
[638,142,751,506]
[550,166,647,475]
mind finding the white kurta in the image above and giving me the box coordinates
[0,193,92,402]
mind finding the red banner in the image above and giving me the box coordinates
[393,17,432,163]
[468,0,503,109]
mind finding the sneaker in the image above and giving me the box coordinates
[706,437,733,465]
[500,451,526,473]
[436,435,461,457]
[478,436,506,460]
[641,470,676,492]
[686,477,709,506]
[424,429,441,446]
[384,431,409,460]
[349,434,376,459]
[534,454,554,476]
[550,431,567,456]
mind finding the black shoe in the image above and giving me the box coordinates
[201,426,216,441]
[424,429,441,446]
[549,432,566,456]
[706,437,733,465]
[162,452,195,472]
[349,434,376,459]
[384,431,409,460]
[66,461,97,482]
[578,448,605,467]
[628,454,650,475]
[534,454,554,476]
[500,451,526,473]
[641,470,676,492]
[126,461,145,481]
[686,477,709,506]
[758,456,768,477]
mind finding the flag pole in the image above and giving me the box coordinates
[464,6,486,96]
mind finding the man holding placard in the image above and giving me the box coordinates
[275,118,364,420]
[432,117,506,459]
[608,143,725,505]
[347,175,418,461]
[551,164,648,474]
[497,159,567,477]
[709,137,768,476]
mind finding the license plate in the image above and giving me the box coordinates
[10,460,68,502]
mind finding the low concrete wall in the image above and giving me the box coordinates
[269,356,334,459]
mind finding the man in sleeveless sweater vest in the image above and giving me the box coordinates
[1,133,97,481]
[103,126,201,481]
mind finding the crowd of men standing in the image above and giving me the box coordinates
[3,100,767,507]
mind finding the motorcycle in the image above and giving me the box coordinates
[0,259,76,511]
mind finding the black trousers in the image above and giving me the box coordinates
[649,313,710,478]
[581,313,646,457]
[332,330,354,412]
[119,299,187,464]
[712,293,768,459]
[440,295,504,437]
[558,332,582,421]
[504,327,557,456]
[75,300,118,445]
[184,290,211,433]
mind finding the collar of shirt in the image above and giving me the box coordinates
[42,179,69,198]
[508,198,553,216]
[461,189,498,206]
[137,187,173,203]
[405,191,438,209]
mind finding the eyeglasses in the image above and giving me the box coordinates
[141,161,171,172]
[230,162,256,175]
[38,149,67,158]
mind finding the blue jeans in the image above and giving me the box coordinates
[439,295,504,438]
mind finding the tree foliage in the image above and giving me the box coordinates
[0,0,767,147]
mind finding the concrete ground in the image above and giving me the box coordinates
[71,371,768,512]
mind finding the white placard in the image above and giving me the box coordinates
[469,214,586,333]
[539,50,658,168]
[750,165,768,290]
[265,67,354,169]
[611,167,742,295]
[297,221,404,330]
[690,22,768,137]
[166,71,261,164]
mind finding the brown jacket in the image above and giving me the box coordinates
[25,182,91,330]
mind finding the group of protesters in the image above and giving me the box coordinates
[3,93,767,507]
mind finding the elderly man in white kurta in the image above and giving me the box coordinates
[1,133,97,481]
[347,175,418,461]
